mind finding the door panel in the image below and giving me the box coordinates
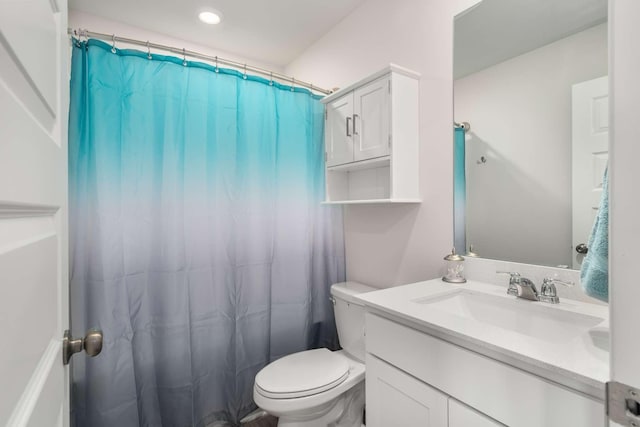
[0,82,61,205]
[326,94,354,167]
[353,76,390,162]
[326,95,354,167]
[366,355,448,427]
[571,76,608,269]
[449,399,503,427]
[0,0,59,130]
[0,0,69,425]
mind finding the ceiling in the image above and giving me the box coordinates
[68,0,367,67]
[454,0,608,79]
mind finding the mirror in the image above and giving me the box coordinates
[453,0,608,269]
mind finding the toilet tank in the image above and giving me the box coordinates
[330,282,377,362]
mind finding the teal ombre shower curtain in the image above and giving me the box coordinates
[68,39,345,427]
[453,127,466,255]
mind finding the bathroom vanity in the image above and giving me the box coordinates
[356,280,608,427]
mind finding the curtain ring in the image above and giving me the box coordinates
[72,29,81,47]
[243,64,247,80]
[269,71,274,86]
[215,56,219,73]
[291,77,295,92]
[146,41,151,60]
[182,48,187,66]
[111,34,116,53]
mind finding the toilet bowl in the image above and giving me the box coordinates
[253,282,376,427]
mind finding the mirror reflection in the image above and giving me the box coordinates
[453,0,608,269]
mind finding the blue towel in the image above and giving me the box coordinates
[581,168,609,302]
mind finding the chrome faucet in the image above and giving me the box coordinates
[497,272,575,303]
[497,271,539,302]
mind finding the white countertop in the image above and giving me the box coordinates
[356,279,609,398]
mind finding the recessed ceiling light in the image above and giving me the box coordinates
[199,11,222,25]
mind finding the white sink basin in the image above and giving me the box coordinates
[414,290,604,344]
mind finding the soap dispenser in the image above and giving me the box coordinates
[442,248,466,283]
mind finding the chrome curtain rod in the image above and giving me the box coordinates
[68,28,332,96]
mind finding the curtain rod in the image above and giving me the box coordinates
[68,28,333,96]
[454,121,470,132]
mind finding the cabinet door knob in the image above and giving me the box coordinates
[575,243,588,254]
[352,114,359,135]
[346,116,352,137]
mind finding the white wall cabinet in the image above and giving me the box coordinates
[365,313,604,427]
[321,65,420,204]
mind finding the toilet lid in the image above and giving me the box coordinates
[255,349,349,399]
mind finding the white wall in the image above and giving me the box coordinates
[68,10,284,73]
[455,23,607,267]
[286,0,479,288]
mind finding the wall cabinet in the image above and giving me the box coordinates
[365,313,604,427]
[321,65,420,204]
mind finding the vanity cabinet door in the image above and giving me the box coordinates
[353,76,390,162]
[366,354,448,427]
[325,94,354,167]
[449,399,504,427]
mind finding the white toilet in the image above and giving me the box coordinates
[253,281,376,427]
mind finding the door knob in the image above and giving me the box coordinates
[62,329,103,365]
[575,243,588,254]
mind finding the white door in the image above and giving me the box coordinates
[353,76,390,162]
[325,94,354,167]
[571,76,608,269]
[366,355,448,427]
[609,1,640,426]
[0,0,70,426]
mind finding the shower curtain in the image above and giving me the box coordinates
[453,127,466,255]
[68,39,345,427]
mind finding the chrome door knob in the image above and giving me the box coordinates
[62,329,103,365]
[575,243,589,254]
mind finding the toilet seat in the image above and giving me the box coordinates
[255,349,349,399]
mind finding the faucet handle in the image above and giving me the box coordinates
[496,271,520,296]
[539,277,574,304]
[544,277,575,287]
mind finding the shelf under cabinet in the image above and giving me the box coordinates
[327,156,390,172]
[324,156,421,204]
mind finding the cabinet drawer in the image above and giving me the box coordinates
[366,313,604,427]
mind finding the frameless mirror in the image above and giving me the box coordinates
[453,0,608,269]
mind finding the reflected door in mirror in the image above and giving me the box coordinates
[571,76,609,269]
